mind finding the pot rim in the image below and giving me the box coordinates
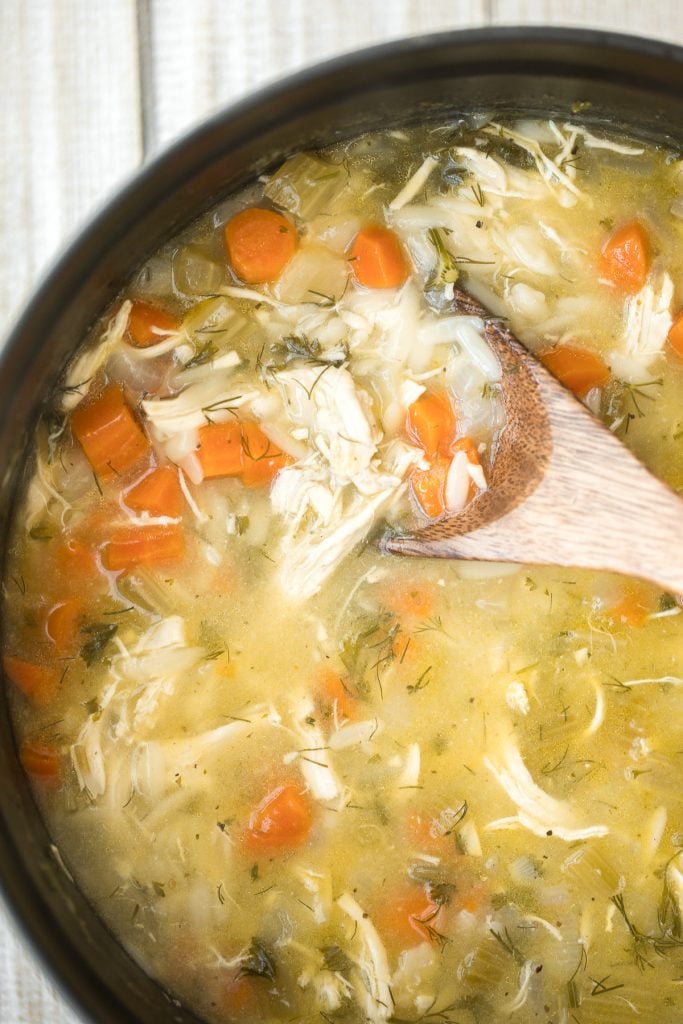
[1,24,682,1024]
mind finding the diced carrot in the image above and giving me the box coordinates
[606,582,659,628]
[600,220,649,293]
[452,436,480,465]
[382,581,436,619]
[240,422,290,487]
[539,344,610,397]
[407,391,456,458]
[196,422,243,479]
[316,669,357,723]
[71,386,150,479]
[243,783,312,852]
[3,656,60,707]
[19,738,61,787]
[52,535,100,583]
[124,466,184,517]
[197,420,290,485]
[406,810,445,853]
[45,598,83,656]
[667,311,683,358]
[372,887,444,949]
[350,225,410,289]
[224,207,298,284]
[410,455,450,519]
[127,300,179,348]
[223,974,260,1021]
[102,524,185,572]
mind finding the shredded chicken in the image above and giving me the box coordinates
[484,738,608,841]
[337,893,393,1022]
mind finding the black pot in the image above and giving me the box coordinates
[1,26,682,1024]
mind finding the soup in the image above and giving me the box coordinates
[3,117,683,1024]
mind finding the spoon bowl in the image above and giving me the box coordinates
[386,289,683,594]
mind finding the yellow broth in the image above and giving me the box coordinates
[3,118,683,1024]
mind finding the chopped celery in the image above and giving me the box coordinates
[172,246,224,297]
[274,244,349,305]
[265,152,348,220]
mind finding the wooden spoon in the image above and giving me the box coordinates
[385,288,683,594]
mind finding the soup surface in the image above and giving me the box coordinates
[3,117,683,1024]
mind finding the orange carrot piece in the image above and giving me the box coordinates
[124,466,184,517]
[606,582,659,628]
[3,656,60,707]
[71,386,150,479]
[600,220,649,293]
[406,810,445,853]
[240,422,290,487]
[127,301,179,348]
[224,207,298,284]
[19,738,61,787]
[667,311,683,358]
[243,784,312,852]
[407,391,456,458]
[223,975,260,1021]
[350,225,410,289]
[196,422,244,479]
[102,524,185,572]
[382,581,436,619]
[52,535,100,583]
[539,344,610,397]
[45,598,83,656]
[410,455,450,519]
[317,669,357,723]
[372,887,444,949]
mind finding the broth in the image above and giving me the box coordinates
[3,117,683,1024]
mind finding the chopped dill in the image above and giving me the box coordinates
[239,938,276,980]
[217,882,225,905]
[414,616,452,639]
[407,666,432,694]
[589,975,625,997]
[470,182,485,207]
[185,340,219,368]
[44,411,68,464]
[201,395,242,421]
[489,925,526,965]
[541,745,570,774]
[611,892,683,969]
[306,289,336,306]
[80,622,118,666]
[427,228,460,287]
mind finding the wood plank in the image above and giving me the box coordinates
[490,0,682,42]
[0,0,142,341]
[143,0,488,150]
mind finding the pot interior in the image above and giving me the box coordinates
[0,29,681,1024]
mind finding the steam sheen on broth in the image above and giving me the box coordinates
[3,117,683,1024]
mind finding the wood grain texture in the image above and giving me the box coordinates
[490,0,683,42]
[0,0,142,343]
[0,3,681,1023]
[142,0,488,151]
[389,298,683,594]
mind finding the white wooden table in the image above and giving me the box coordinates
[1,1,681,1020]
